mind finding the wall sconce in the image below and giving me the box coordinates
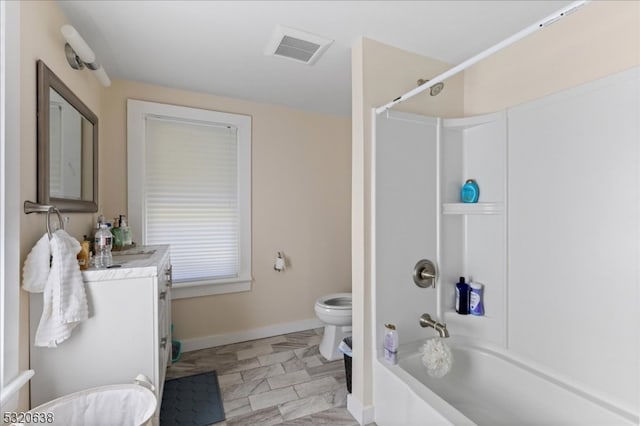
[61,25,111,87]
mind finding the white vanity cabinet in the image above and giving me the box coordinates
[29,245,172,423]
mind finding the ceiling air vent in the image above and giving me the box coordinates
[265,25,333,65]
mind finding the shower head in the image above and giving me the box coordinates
[430,82,444,96]
[417,79,445,96]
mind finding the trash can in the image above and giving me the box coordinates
[14,375,157,426]
[171,323,182,363]
[339,336,353,393]
[172,339,182,363]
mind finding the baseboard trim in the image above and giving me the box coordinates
[180,318,324,352]
[347,393,375,425]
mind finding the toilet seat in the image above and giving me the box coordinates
[315,293,352,310]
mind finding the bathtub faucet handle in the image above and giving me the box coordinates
[419,313,450,338]
[413,259,438,288]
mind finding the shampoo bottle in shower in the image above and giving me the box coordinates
[455,277,469,315]
[383,324,399,365]
[461,179,480,203]
[469,281,484,316]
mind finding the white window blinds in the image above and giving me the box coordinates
[128,100,251,297]
[144,117,240,282]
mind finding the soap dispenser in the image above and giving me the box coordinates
[120,215,132,247]
[111,218,123,249]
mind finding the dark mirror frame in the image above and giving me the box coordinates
[37,60,98,212]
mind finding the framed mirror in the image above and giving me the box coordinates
[37,60,98,212]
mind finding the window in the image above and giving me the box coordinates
[127,100,251,298]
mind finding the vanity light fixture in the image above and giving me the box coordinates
[61,25,111,87]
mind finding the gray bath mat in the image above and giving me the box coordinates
[160,371,225,425]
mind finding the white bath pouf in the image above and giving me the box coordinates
[420,338,453,378]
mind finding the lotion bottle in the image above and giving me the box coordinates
[383,324,399,365]
[469,281,484,316]
[77,240,90,270]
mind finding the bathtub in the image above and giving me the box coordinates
[374,337,637,426]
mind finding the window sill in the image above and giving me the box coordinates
[171,277,252,299]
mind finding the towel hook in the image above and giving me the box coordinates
[46,206,64,238]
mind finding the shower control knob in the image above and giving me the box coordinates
[413,259,438,288]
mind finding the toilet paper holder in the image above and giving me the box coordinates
[274,251,286,272]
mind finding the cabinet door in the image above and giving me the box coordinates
[30,277,155,406]
[156,258,172,403]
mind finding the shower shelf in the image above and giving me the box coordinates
[442,202,504,215]
[444,309,492,320]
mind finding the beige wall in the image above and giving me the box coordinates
[18,0,351,409]
[103,81,352,340]
[464,0,640,115]
[19,0,105,409]
[20,1,104,245]
[352,0,639,417]
[351,38,465,410]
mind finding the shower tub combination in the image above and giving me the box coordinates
[374,337,637,426]
[369,1,637,424]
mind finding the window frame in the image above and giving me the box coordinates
[127,99,252,299]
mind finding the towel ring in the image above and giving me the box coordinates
[23,201,65,238]
[46,206,64,238]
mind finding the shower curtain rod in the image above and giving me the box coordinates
[375,0,590,115]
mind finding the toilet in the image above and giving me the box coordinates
[314,292,352,361]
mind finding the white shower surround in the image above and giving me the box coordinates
[372,67,639,424]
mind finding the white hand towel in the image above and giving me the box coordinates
[34,229,89,348]
[22,233,51,293]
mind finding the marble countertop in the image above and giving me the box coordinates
[81,245,170,282]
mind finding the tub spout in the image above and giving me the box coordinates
[419,313,450,338]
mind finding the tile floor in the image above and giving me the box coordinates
[165,328,368,425]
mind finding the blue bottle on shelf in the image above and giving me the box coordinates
[455,277,470,315]
[461,179,480,203]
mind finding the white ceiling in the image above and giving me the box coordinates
[57,1,573,116]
